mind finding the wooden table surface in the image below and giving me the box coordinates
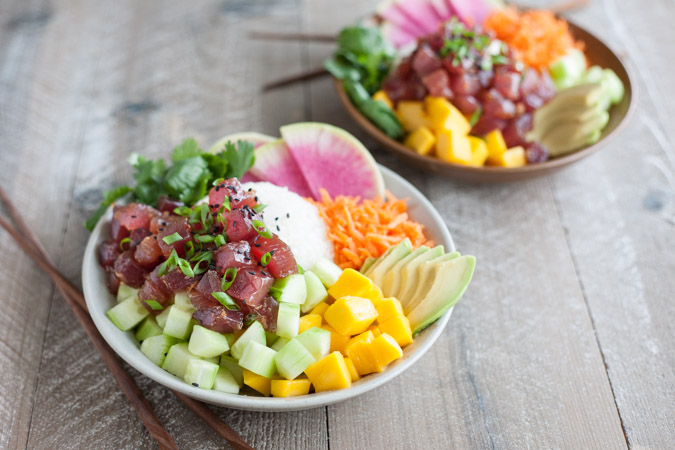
[1,0,673,448]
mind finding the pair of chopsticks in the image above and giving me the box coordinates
[256,0,590,91]
[0,188,253,450]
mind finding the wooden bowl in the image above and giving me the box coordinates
[334,22,636,183]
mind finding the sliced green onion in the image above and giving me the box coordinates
[173,206,192,217]
[145,299,164,311]
[119,237,131,251]
[200,204,209,226]
[196,234,215,243]
[252,219,273,239]
[214,234,226,247]
[253,204,267,213]
[221,267,238,291]
[158,249,180,276]
[184,241,195,259]
[244,313,258,326]
[260,252,272,266]
[177,258,195,278]
[297,264,305,274]
[469,106,483,127]
[268,286,282,300]
[191,251,213,275]
[212,292,240,311]
[162,232,183,245]
[212,177,225,187]
[156,260,169,277]
[222,196,231,212]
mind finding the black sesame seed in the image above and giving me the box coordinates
[286,213,290,218]
[192,383,199,387]
[131,215,136,218]
[164,353,168,356]
[233,220,237,227]
[275,217,279,221]
[270,250,275,255]
[248,271,255,275]
[158,227,164,231]
[261,270,268,276]
[276,225,280,231]
[215,186,220,191]
[254,243,261,247]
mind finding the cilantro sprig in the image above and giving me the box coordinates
[84,138,255,230]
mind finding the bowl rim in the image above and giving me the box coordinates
[82,165,456,411]
[333,20,637,177]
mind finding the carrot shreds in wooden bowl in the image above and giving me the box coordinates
[310,189,434,270]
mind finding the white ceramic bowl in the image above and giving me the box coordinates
[82,165,455,411]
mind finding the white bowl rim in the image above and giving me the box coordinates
[82,165,455,411]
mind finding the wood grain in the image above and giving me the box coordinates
[0,0,673,448]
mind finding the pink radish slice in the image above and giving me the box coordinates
[395,0,444,34]
[381,21,417,48]
[377,1,428,37]
[248,139,314,198]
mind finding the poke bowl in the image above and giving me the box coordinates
[328,1,636,183]
[82,124,474,411]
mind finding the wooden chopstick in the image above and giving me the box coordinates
[262,67,329,91]
[249,31,336,42]
[0,188,253,450]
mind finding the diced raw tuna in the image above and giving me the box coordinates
[129,228,151,248]
[423,69,453,98]
[113,251,148,288]
[161,268,198,293]
[98,240,120,267]
[134,236,164,268]
[214,241,257,274]
[105,267,120,295]
[494,68,521,100]
[157,196,184,213]
[412,46,443,77]
[156,217,191,258]
[249,234,298,278]
[138,279,171,314]
[450,72,481,96]
[192,307,244,334]
[223,209,257,242]
[111,204,159,242]
[472,114,507,135]
[453,94,480,115]
[189,270,222,310]
[502,113,533,148]
[226,269,274,310]
[208,178,257,214]
[250,295,278,332]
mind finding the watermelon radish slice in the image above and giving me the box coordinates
[248,139,314,198]
[207,132,276,183]
[280,122,385,200]
[381,20,417,48]
[377,1,428,38]
[395,0,444,34]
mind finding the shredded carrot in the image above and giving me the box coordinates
[484,7,584,69]
[310,189,434,270]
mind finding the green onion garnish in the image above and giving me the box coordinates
[253,204,267,213]
[190,251,213,275]
[196,234,215,243]
[184,241,195,259]
[212,177,225,187]
[173,206,192,217]
[244,313,258,326]
[297,264,305,274]
[145,299,164,311]
[119,237,131,251]
[162,232,183,245]
[269,286,282,300]
[252,219,273,239]
[214,234,226,247]
[222,196,231,212]
[212,292,240,310]
[221,267,238,291]
[260,252,272,266]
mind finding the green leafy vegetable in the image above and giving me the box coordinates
[84,138,256,230]
[358,98,404,140]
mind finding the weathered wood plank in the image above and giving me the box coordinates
[24,0,325,448]
[548,0,675,447]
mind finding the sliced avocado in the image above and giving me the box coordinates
[408,255,476,335]
[395,245,444,306]
[360,256,376,274]
[532,83,604,131]
[365,238,411,277]
[541,111,610,157]
[403,251,460,315]
[365,239,412,287]
[381,246,429,298]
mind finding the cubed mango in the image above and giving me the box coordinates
[298,314,322,334]
[366,325,381,337]
[360,283,383,303]
[372,90,393,109]
[377,315,413,347]
[468,136,489,167]
[321,324,350,354]
[395,101,429,132]
[345,330,375,355]
[324,296,378,336]
[425,97,471,135]
[495,146,527,168]
[344,357,361,382]
[271,377,311,397]
[310,301,329,317]
[436,129,472,165]
[371,333,403,368]
[243,369,271,397]
[485,129,507,165]
[327,268,374,300]
[346,341,381,376]
[304,352,352,392]
[374,297,404,323]
[404,126,436,156]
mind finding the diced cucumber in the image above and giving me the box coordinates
[173,292,195,313]
[184,359,219,389]
[550,49,586,89]
[117,283,139,303]
[276,303,300,338]
[224,333,236,349]
[294,327,331,361]
[141,334,178,366]
[107,297,149,331]
[188,325,230,358]
[238,341,277,378]
[311,258,342,287]
[301,271,328,314]
[274,338,316,380]
[135,316,163,342]
[156,305,172,329]
[163,306,195,340]
[271,337,290,352]
[271,274,307,304]
[220,355,244,387]
[213,367,240,394]
[583,65,604,84]
[230,321,265,360]
[266,331,279,346]
[162,342,201,379]
[602,68,624,104]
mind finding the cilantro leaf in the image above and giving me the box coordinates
[165,156,212,204]
[84,186,133,231]
[171,138,202,162]
[201,152,229,180]
[223,140,255,179]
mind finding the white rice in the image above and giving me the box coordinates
[242,182,334,270]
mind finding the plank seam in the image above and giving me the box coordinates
[548,178,631,449]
